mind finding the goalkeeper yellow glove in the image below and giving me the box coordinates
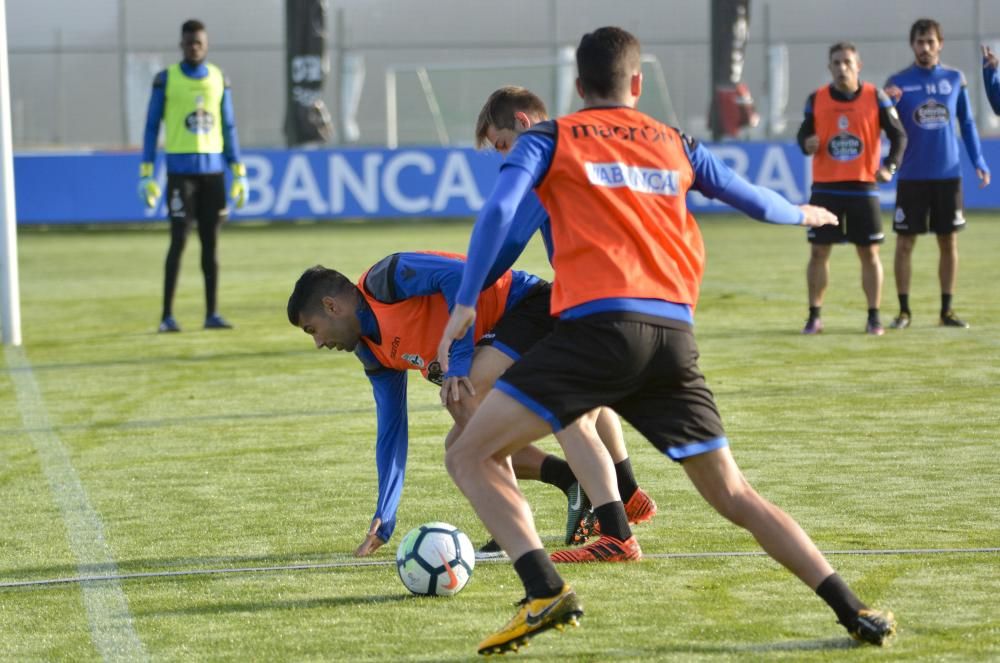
[138,162,161,209]
[229,162,248,209]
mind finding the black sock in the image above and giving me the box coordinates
[593,502,632,542]
[815,573,867,626]
[513,549,564,599]
[898,294,910,314]
[539,456,577,495]
[941,293,952,316]
[867,308,880,324]
[614,458,639,503]
[808,305,821,321]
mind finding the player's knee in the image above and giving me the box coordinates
[444,423,463,450]
[809,244,831,261]
[896,236,916,255]
[444,441,472,483]
[446,400,477,428]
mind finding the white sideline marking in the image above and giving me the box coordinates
[2,547,996,590]
[5,346,148,661]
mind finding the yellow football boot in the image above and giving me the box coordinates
[477,585,582,656]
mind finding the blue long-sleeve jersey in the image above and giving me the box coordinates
[350,252,539,542]
[886,63,988,180]
[984,58,1000,115]
[483,191,554,287]
[141,60,242,174]
[456,120,805,319]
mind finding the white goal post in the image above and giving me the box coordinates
[385,53,678,149]
[1,0,22,346]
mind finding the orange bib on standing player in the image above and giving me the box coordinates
[811,83,881,183]
[357,252,513,382]
[533,107,702,315]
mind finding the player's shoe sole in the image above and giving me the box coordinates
[476,585,582,656]
[846,609,896,646]
[550,534,641,563]
[476,539,508,561]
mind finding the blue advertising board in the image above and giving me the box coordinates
[13,140,1000,225]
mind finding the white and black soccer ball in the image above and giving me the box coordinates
[395,521,475,596]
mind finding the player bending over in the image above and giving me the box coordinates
[288,251,654,557]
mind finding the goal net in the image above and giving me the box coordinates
[385,52,677,148]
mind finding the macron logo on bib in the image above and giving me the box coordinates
[584,161,680,196]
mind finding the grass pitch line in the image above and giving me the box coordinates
[5,346,148,662]
[2,546,996,590]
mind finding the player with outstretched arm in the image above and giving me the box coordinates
[438,26,896,655]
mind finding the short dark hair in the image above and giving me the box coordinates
[910,18,942,44]
[828,41,858,59]
[474,86,549,149]
[287,265,356,326]
[576,27,642,99]
[181,19,206,35]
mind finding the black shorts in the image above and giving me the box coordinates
[496,313,727,462]
[166,173,228,223]
[477,281,555,360]
[893,178,964,235]
[807,191,884,246]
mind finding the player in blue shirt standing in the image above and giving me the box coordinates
[884,18,990,329]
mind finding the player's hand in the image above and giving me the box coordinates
[798,204,837,228]
[883,84,903,102]
[977,168,991,188]
[437,305,476,374]
[875,166,894,183]
[440,376,476,406]
[803,135,820,155]
[355,518,386,557]
[983,44,999,70]
[137,162,161,209]
[229,162,248,209]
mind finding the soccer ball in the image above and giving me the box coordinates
[396,521,475,596]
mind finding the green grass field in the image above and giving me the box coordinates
[1,215,998,661]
